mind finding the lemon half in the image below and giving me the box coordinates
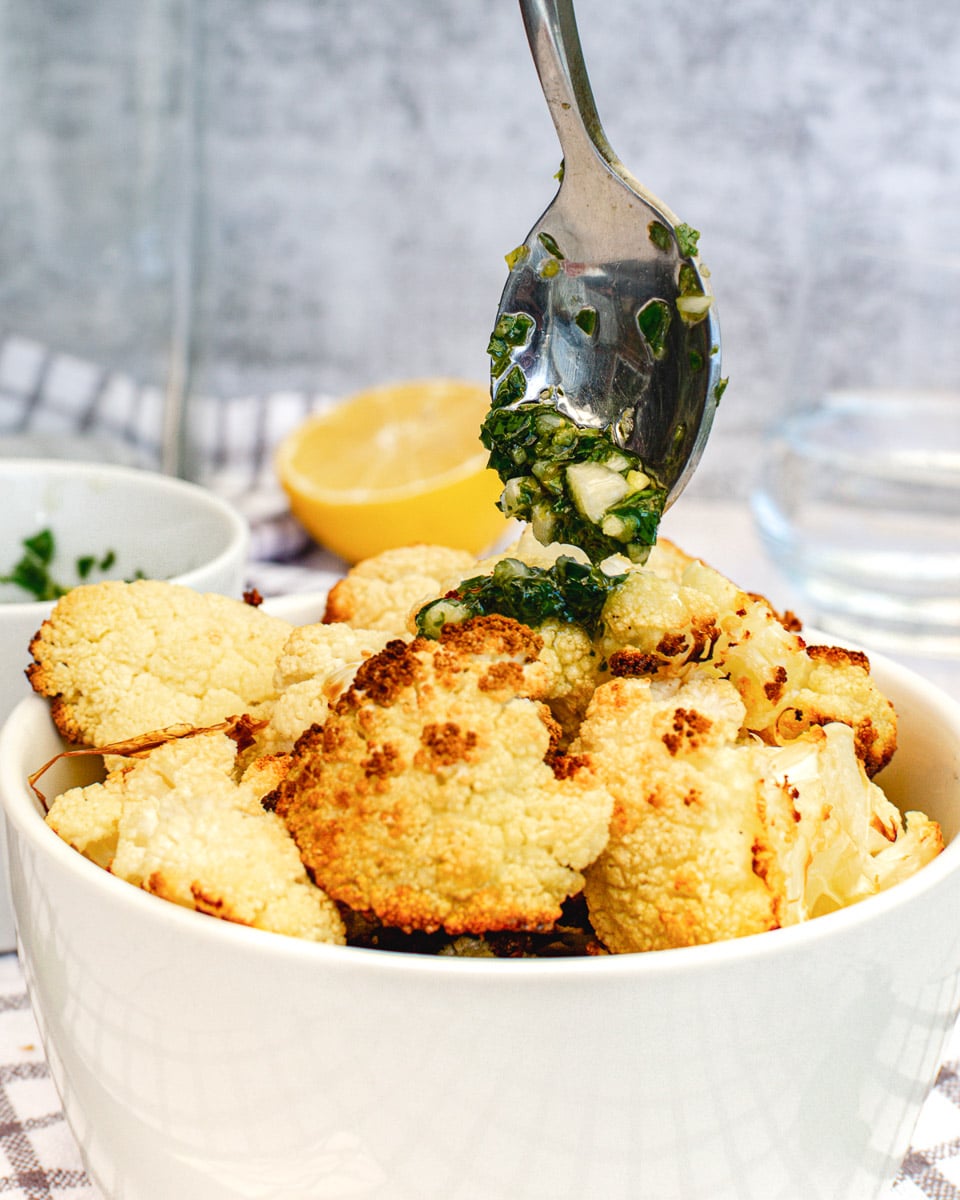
[275,378,510,564]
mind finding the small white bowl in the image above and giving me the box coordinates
[2,644,960,1200]
[0,459,249,949]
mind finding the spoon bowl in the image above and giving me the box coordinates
[493,0,723,503]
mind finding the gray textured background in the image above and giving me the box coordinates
[2,0,959,494]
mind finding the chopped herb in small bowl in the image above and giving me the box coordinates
[1,529,135,602]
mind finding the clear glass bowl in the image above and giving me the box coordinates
[751,391,960,657]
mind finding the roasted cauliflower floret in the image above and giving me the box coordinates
[577,675,783,952]
[47,730,345,943]
[27,580,292,748]
[681,559,896,775]
[415,551,617,740]
[257,622,394,756]
[598,567,720,674]
[323,543,476,635]
[32,533,941,957]
[274,614,613,935]
[45,775,122,869]
[576,676,939,953]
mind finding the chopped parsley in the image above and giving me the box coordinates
[488,312,535,378]
[574,307,598,336]
[636,299,672,359]
[647,221,672,252]
[647,220,701,259]
[678,264,701,295]
[1,529,67,601]
[492,364,528,408]
[2,529,129,601]
[537,231,565,259]
[416,556,625,639]
[675,223,701,257]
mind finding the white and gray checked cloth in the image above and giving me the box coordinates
[0,332,347,596]
[2,332,960,1197]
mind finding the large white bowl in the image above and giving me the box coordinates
[0,459,249,950]
[2,645,960,1200]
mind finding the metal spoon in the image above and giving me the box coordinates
[492,0,724,505]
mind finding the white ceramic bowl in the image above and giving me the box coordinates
[2,646,960,1200]
[0,459,249,950]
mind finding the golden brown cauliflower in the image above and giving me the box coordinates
[322,543,477,635]
[28,580,293,748]
[577,675,782,951]
[416,533,609,738]
[46,730,345,943]
[594,552,895,777]
[769,722,942,915]
[274,614,613,935]
[257,621,394,756]
[598,566,721,674]
[46,770,122,869]
[576,675,939,953]
[679,558,897,775]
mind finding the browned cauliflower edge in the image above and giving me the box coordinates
[27,580,293,748]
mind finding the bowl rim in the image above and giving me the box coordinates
[3,635,959,983]
[0,459,248,612]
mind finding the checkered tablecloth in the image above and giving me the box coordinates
[0,331,348,575]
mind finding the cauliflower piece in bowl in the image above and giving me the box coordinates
[322,543,477,635]
[273,614,613,935]
[27,580,293,747]
[596,551,896,777]
[46,728,345,943]
[257,621,395,757]
[680,558,898,775]
[576,674,941,954]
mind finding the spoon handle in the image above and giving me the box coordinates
[518,0,616,175]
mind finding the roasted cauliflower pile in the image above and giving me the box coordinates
[26,535,943,955]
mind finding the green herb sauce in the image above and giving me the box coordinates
[574,307,598,336]
[537,231,565,259]
[479,403,667,564]
[416,556,625,639]
[647,221,672,252]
